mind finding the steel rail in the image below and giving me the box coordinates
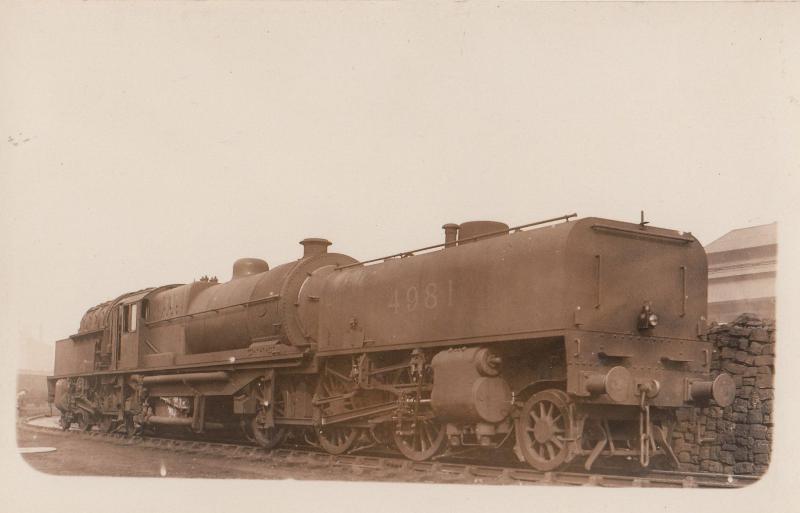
[20,416,759,488]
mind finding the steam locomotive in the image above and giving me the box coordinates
[48,214,735,471]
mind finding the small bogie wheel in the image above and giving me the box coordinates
[124,414,138,437]
[76,411,93,432]
[59,415,71,431]
[98,415,116,433]
[393,415,446,462]
[317,425,361,455]
[515,389,573,471]
[251,416,288,450]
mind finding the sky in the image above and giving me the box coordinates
[1,2,798,373]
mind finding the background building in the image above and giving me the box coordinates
[705,222,777,324]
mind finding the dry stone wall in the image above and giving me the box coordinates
[671,313,775,475]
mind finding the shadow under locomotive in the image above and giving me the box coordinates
[48,214,735,473]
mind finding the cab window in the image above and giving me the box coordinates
[123,304,138,332]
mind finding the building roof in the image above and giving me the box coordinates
[705,222,777,254]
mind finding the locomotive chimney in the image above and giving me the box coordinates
[232,258,269,280]
[300,238,332,258]
[442,223,459,248]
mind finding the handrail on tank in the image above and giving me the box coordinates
[336,213,578,271]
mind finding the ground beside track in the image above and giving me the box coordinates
[18,423,430,482]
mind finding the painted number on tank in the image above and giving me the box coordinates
[389,280,453,313]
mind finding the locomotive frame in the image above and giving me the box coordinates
[48,213,735,472]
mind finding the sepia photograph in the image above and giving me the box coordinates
[2,2,798,512]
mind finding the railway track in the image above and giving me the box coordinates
[19,415,759,488]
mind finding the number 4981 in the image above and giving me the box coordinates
[388,280,453,313]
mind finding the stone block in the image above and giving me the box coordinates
[753,441,770,454]
[747,340,764,355]
[756,374,774,388]
[742,377,756,386]
[754,355,775,367]
[750,329,769,343]
[755,464,770,475]
[750,425,768,439]
[747,411,763,424]
[730,325,753,337]
[678,451,692,463]
[754,454,770,466]
[720,347,737,359]
[762,343,775,356]
[735,351,754,365]
[719,451,735,465]
[733,399,749,413]
[734,447,749,461]
[734,462,755,475]
[724,361,747,375]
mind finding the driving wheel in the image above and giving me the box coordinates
[317,425,361,455]
[76,411,93,432]
[393,413,446,461]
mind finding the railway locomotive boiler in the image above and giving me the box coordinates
[48,214,735,472]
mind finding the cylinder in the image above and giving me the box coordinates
[431,347,512,423]
[53,379,70,412]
